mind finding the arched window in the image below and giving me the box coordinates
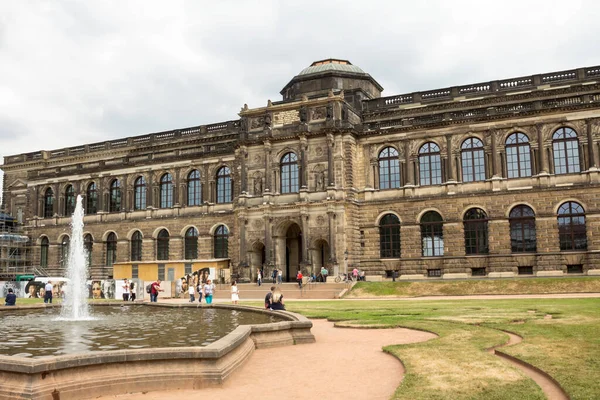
[214,225,229,258]
[157,229,169,260]
[419,142,442,186]
[379,214,400,258]
[280,152,299,193]
[84,234,93,267]
[131,231,143,262]
[506,133,532,178]
[61,236,70,268]
[463,208,488,254]
[421,211,444,256]
[40,237,49,267]
[553,127,580,174]
[461,138,485,182]
[64,185,76,216]
[134,176,147,210]
[557,201,587,251]
[509,205,536,253]
[185,227,199,259]
[106,233,117,266]
[216,167,232,203]
[160,173,173,208]
[86,183,98,214]
[44,188,54,218]
[378,147,400,189]
[187,170,202,206]
[109,179,121,212]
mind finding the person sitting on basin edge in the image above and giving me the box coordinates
[270,288,285,311]
[5,288,16,306]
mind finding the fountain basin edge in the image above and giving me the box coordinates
[0,303,315,400]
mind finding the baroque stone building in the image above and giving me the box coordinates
[3,59,600,281]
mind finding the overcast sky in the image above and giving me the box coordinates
[1,0,599,205]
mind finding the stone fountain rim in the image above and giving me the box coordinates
[0,303,310,374]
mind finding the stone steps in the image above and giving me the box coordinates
[202,282,348,300]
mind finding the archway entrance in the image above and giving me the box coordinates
[250,242,266,282]
[284,224,302,282]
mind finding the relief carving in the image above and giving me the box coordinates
[312,107,326,120]
[250,117,264,130]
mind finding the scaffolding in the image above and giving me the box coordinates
[0,211,34,280]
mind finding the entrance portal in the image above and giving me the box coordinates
[284,224,302,282]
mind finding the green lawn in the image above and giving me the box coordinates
[286,298,600,400]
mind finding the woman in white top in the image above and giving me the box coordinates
[188,283,195,302]
[231,281,240,304]
[203,279,215,304]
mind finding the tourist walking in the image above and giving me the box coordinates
[5,288,16,306]
[270,288,285,311]
[203,279,215,304]
[231,281,239,304]
[44,281,53,303]
[122,279,130,301]
[277,269,283,285]
[257,269,262,286]
[271,269,277,284]
[265,286,275,309]
[296,270,303,289]
[129,281,136,301]
[150,279,163,302]
[321,266,328,283]
[197,282,203,303]
[188,282,195,302]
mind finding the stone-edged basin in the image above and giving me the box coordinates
[0,303,315,400]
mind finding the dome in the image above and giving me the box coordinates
[297,59,367,77]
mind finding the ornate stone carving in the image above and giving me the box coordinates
[250,117,264,130]
[315,146,324,157]
[312,107,326,120]
[316,215,325,226]
[252,219,263,230]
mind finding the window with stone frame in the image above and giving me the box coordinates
[214,225,229,258]
[509,205,537,252]
[86,182,98,214]
[216,167,232,203]
[421,211,444,256]
[463,208,489,255]
[40,237,49,267]
[134,176,147,210]
[187,169,202,206]
[505,132,532,178]
[64,185,76,216]
[378,147,401,189]
[185,227,199,259]
[557,201,587,251]
[159,173,173,208]
[419,142,442,186]
[44,188,54,218]
[379,214,400,258]
[461,138,485,182]
[84,234,93,268]
[280,152,299,193]
[109,179,121,212]
[157,229,170,260]
[106,232,117,266]
[552,127,581,174]
[131,231,143,262]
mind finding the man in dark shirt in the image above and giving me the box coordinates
[5,288,16,306]
[265,286,275,309]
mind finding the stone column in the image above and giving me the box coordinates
[264,142,272,192]
[173,169,180,205]
[327,133,335,187]
[586,119,598,168]
[404,141,414,185]
[446,135,456,181]
[146,176,153,208]
[301,210,310,262]
[327,210,337,263]
[203,165,210,203]
[371,160,379,189]
[209,180,215,203]
[264,215,272,265]
[490,130,499,177]
[536,124,549,174]
[239,214,247,267]
[300,137,308,189]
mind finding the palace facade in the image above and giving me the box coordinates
[3,59,600,281]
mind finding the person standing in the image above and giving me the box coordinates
[196,282,203,303]
[44,281,53,304]
[129,280,136,302]
[203,279,215,304]
[265,286,275,309]
[188,282,195,302]
[5,288,16,306]
[277,269,283,285]
[271,269,277,284]
[150,280,163,302]
[257,269,262,287]
[231,281,239,305]
[122,279,130,302]
[296,270,303,289]
[321,266,328,283]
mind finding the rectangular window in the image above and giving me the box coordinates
[471,268,486,277]
[132,264,138,279]
[427,269,442,278]
[518,266,534,275]
[185,263,192,275]
[158,264,165,281]
[567,264,583,274]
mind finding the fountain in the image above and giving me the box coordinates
[59,195,91,320]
